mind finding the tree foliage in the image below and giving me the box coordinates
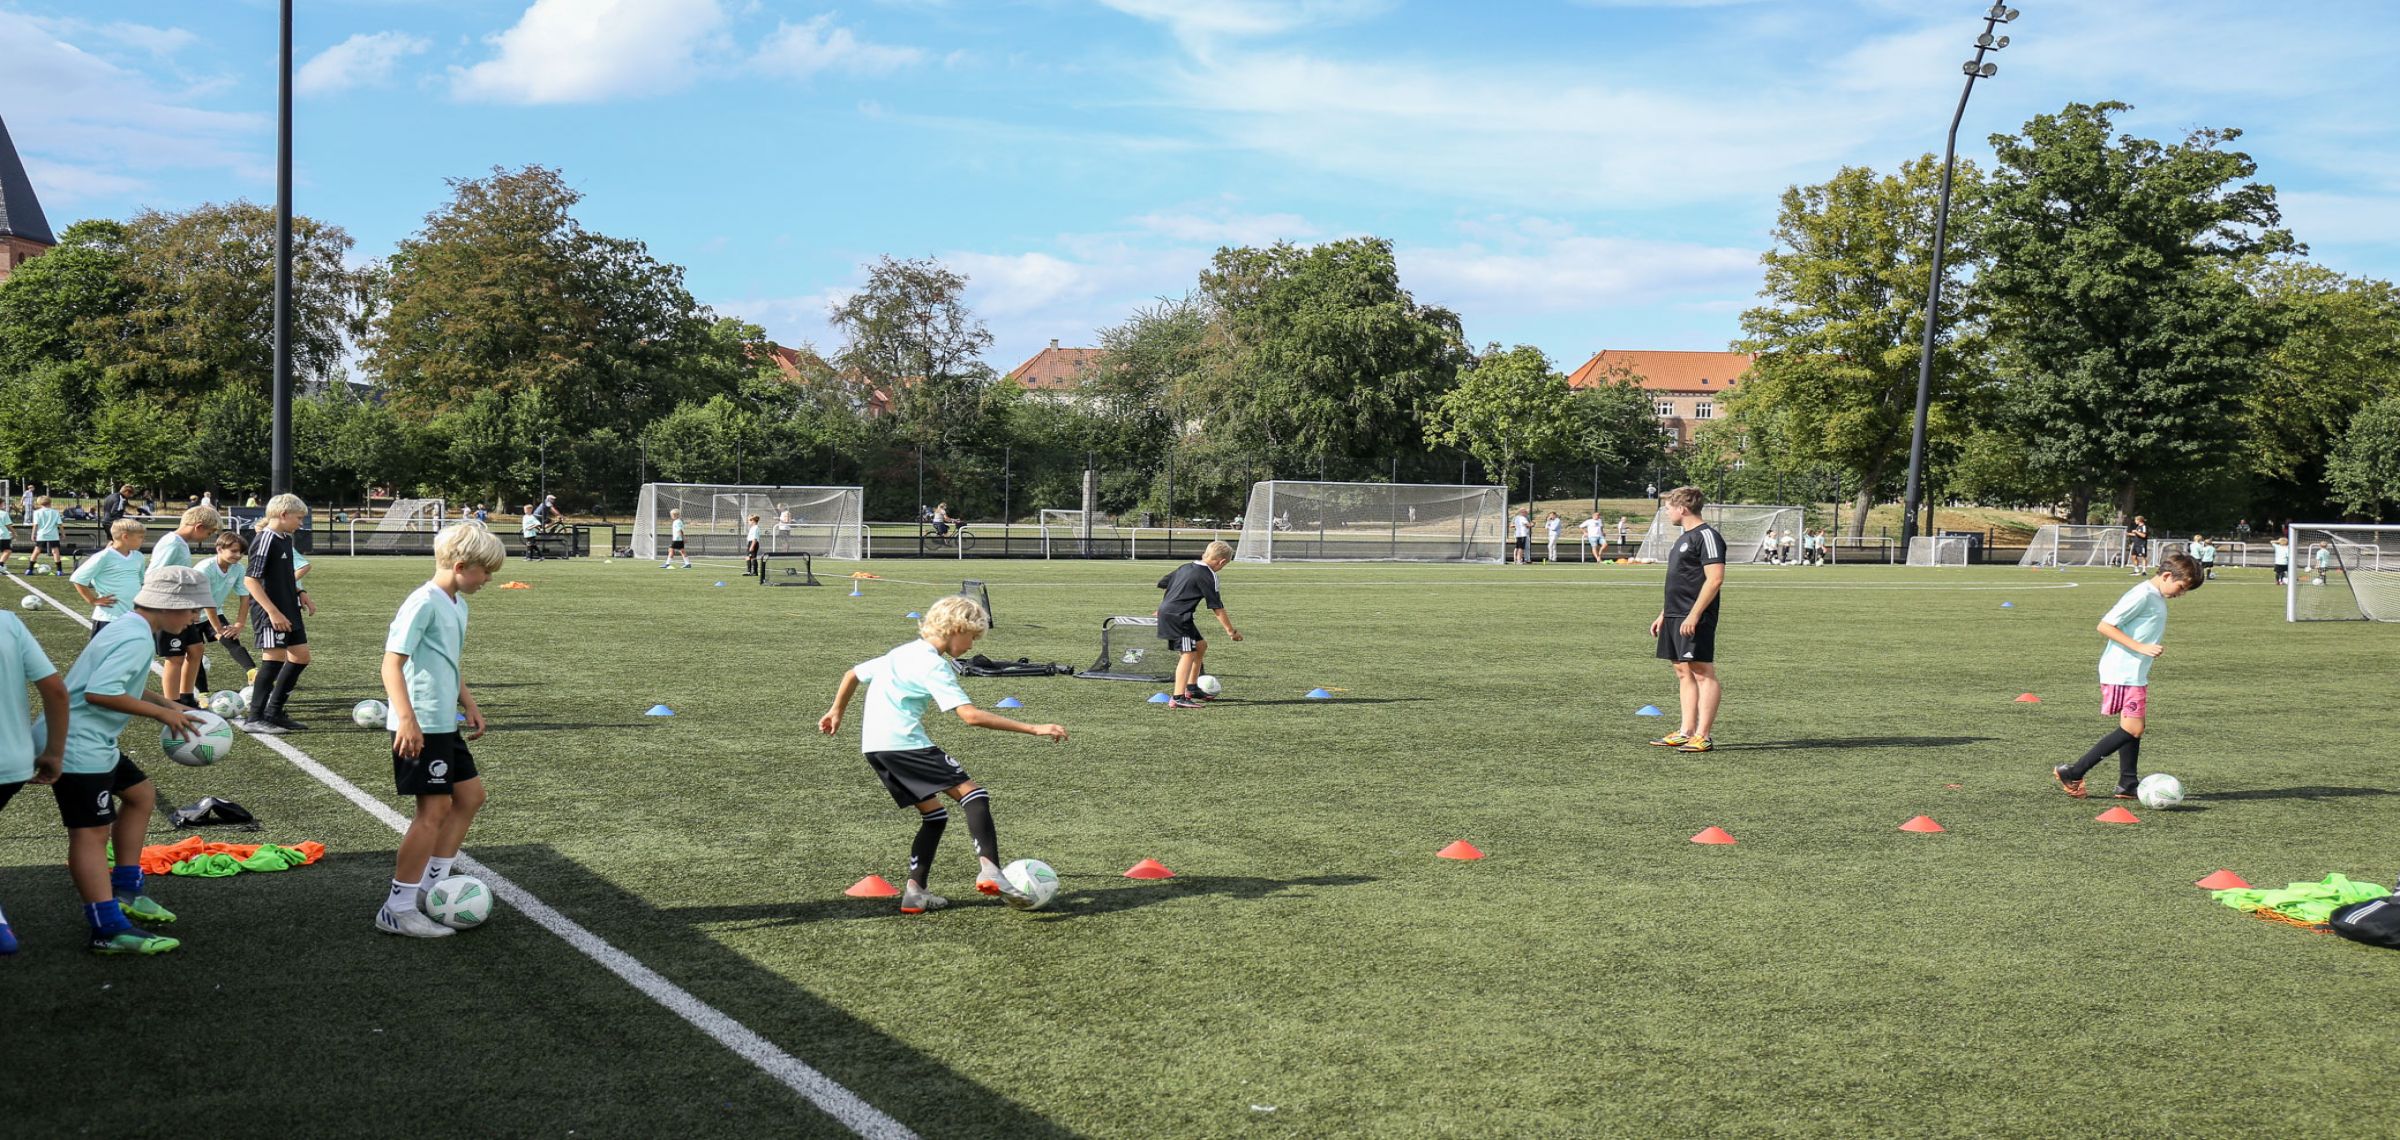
[2328,397,2400,519]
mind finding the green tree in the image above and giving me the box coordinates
[2239,260,2400,516]
[1981,102,2294,521]
[1731,158,1992,534]
[1426,344,1578,501]
[0,220,138,376]
[0,362,89,482]
[181,384,273,496]
[829,255,999,460]
[2328,397,2400,519]
[99,202,359,404]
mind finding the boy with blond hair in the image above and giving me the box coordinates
[148,505,220,707]
[662,508,691,569]
[0,602,68,953]
[241,493,314,733]
[198,529,254,688]
[69,519,148,640]
[1157,539,1242,709]
[377,523,505,938]
[28,496,63,575]
[2053,553,2204,799]
[745,514,763,576]
[1648,486,1726,753]
[819,595,1065,914]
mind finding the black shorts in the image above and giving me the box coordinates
[2128,539,2149,557]
[746,540,760,556]
[864,747,970,808]
[394,731,480,796]
[54,754,148,829]
[1657,610,1720,665]
[36,540,58,554]
[0,539,12,553]
[157,619,213,656]
[669,539,687,552]
[255,609,307,649]
[0,779,21,811]
[1158,612,1202,654]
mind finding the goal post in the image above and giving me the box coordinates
[356,499,446,553]
[2288,523,2400,622]
[632,484,864,561]
[2019,524,2126,568]
[1631,504,1804,564]
[1232,481,1507,563]
[1906,535,1971,567]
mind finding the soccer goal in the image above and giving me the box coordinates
[1077,615,1171,681]
[1233,481,1506,563]
[632,484,864,562]
[2288,524,2400,622]
[2018,524,2127,569]
[1631,504,1804,564]
[1039,509,1117,558]
[1907,535,1971,567]
[353,499,446,553]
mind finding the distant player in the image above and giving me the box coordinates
[1156,540,1242,709]
[1779,529,1797,564]
[69,519,148,641]
[2053,553,2203,800]
[147,506,220,707]
[1544,512,1562,563]
[1511,508,1531,565]
[2126,515,2150,574]
[2271,535,2289,585]
[520,503,542,560]
[662,508,691,569]
[1581,511,1606,561]
[0,499,14,575]
[28,495,63,576]
[240,494,313,733]
[1648,486,1725,753]
[377,523,505,938]
[38,565,214,955]
[817,595,1065,914]
[0,604,68,954]
[2312,541,2333,586]
[744,514,763,576]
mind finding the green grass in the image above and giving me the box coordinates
[3,554,2397,1137]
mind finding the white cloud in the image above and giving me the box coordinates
[1405,226,1760,323]
[754,14,923,77]
[453,0,727,104]
[1095,0,1390,52]
[100,22,199,57]
[0,10,266,205]
[1132,203,1317,245]
[298,32,431,97]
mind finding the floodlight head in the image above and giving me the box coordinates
[2004,7,2020,20]
[1980,62,1999,77]
[1987,2,2006,16]
[1962,60,1981,75]
[1977,32,1995,47]
[1995,35,2011,48]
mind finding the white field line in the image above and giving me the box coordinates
[5,569,916,1140]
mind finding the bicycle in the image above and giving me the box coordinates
[926,521,978,553]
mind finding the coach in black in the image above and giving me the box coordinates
[1648,486,1726,753]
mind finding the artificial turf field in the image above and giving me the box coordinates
[2,552,2397,1138]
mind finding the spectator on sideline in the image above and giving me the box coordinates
[1581,511,1606,562]
[1544,512,1562,563]
[98,484,133,527]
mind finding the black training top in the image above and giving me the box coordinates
[246,528,301,613]
[1155,561,1224,618]
[1662,523,1726,618]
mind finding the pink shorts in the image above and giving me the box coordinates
[2100,684,2148,718]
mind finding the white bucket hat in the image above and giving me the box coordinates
[133,565,214,611]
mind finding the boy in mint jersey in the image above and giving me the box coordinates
[2054,553,2204,799]
[149,506,220,706]
[0,608,69,953]
[69,519,148,639]
[28,495,64,575]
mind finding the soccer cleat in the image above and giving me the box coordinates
[1675,736,1714,753]
[2052,766,2087,798]
[376,905,455,938]
[239,717,286,736]
[975,876,1031,908]
[1648,733,1692,748]
[89,927,179,955]
[116,893,176,925]
[268,714,309,732]
[1166,696,1204,709]
[2112,788,2140,800]
[899,884,949,914]
[660,562,673,569]
[0,921,17,955]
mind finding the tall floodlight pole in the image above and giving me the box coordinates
[270,0,296,495]
[1900,3,2018,544]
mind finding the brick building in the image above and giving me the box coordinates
[0,112,57,283]
[1565,349,1755,448]
[1004,339,1106,399]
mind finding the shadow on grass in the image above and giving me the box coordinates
[1225,697,1434,707]
[673,874,1378,929]
[2196,786,2396,802]
[1714,736,1993,751]
[0,845,1078,1138]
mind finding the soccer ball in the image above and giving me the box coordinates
[425,875,494,929]
[1000,858,1060,911]
[2137,773,2185,810]
[208,690,244,718]
[17,595,36,610]
[352,699,388,728]
[1121,647,1146,665]
[160,710,236,767]
[1196,674,1223,697]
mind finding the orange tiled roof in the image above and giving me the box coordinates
[1566,349,1754,394]
[1006,340,1107,391]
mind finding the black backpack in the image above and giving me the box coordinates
[2329,895,2400,950]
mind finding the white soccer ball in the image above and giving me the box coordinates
[1196,674,1223,696]
[160,710,236,767]
[208,691,244,719]
[1000,858,1060,911]
[1121,647,1146,665]
[2137,773,2185,810]
[425,875,494,929]
[353,699,388,728]
[17,595,37,610]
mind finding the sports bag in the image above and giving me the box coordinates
[2328,896,2400,950]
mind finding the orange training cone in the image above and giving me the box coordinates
[845,875,901,898]
[2195,869,2250,890]
[1690,826,1736,845]
[1899,815,1945,833]
[1123,858,1176,879]
[2095,806,2141,824]
[2014,693,2041,703]
[1435,840,1485,860]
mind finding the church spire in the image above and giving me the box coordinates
[0,112,58,247]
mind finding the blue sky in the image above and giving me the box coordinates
[6,0,2398,375]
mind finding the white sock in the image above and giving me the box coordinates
[425,856,454,886]
[385,878,423,915]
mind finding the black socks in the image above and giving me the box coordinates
[960,788,999,867]
[265,661,307,720]
[247,660,283,720]
[2064,728,2140,782]
[909,808,947,887]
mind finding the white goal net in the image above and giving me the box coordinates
[2288,524,2400,622]
[357,499,446,551]
[2019,524,2125,568]
[1234,481,1506,563]
[1632,504,1804,564]
[1907,535,1971,567]
[1039,509,1117,558]
[632,484,864,561]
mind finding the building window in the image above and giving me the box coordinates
[1654,400,1675,417]
[1694,401,1713,420]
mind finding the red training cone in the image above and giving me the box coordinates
[1435,840,1485,860]
[1123,858,1177,879]
[1899,815,1945,833]
[2195,869,2250,890]
[2014,693,2042,703]
[2095,806,2141,824]
[1690,826,1737,845]
[845,875,901,898]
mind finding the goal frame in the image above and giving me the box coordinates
[1232,481,1506,564]
[1076,615,1170,681]
[2018,524,2127,569]
[2287,523,2400,623]
[1630,504,1805,564]
[1906,535,1971,568]
[631,483,865,562]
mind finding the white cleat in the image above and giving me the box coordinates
[376,905,455,938]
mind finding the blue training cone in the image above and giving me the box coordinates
[1305,688,1334,700]
[850,582,862,597]
[645,704,675,717]
[996,697,1024,709]
[714,581,726,587]
[905,611,921,619]
[1148,692,1172,704]
[1636,704,1663,717]
[2001,601,2014,608]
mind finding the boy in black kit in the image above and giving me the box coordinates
[240,494,314,733]
[1648,486,1726,753]
[1156,540,1242,709]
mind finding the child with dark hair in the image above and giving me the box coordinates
[2054,553,2205,800]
